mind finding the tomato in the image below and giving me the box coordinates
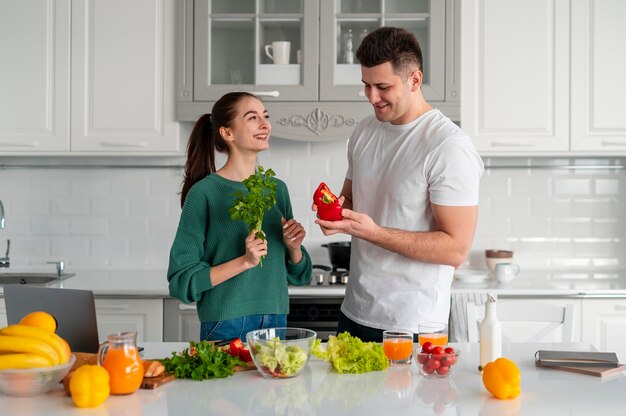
[417,353,429,365]
[421,342,434,354]
[422,363,435,374]
[427,357,441,370]
[445,354,457,366]
[239,347,252,363]
[435,366,450,375]
[432,346,445,360]
[228,338,245,356]
[444,346,455,354]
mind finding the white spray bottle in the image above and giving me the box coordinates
[479,293,502,371]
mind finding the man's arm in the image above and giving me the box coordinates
[317,203,478,268]
[338,179,353,210]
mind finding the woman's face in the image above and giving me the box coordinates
[221,96,271,153]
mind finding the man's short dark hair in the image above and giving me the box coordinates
[355,27,423,79]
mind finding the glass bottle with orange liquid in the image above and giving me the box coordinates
[418,322,448,346]
[98,331,144,395]
[382,330,413,366]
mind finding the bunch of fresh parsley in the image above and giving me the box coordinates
[161,340,244,380]
[229,165,278,266]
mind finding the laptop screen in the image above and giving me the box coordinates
[4,286,100,353]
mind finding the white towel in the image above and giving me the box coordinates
[449,293,489,342]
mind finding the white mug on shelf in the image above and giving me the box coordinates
[494,263,520,283]
[265,41,290,65]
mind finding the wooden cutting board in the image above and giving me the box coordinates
[140,372,176,389]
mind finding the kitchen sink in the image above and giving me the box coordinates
[0,273,75,285]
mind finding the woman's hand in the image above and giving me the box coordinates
[281,218,305,264]
[243,230,267,268]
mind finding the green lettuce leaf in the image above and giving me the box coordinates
[311,332,389,374]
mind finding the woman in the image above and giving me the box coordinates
[167,92,312,341]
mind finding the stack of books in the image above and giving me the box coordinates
[535,350,626,377]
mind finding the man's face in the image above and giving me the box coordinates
[361,62,419,125]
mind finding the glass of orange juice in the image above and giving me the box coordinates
[418,322,448,346]
[383,330,414,366]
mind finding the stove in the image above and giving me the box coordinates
[311,265,349,286]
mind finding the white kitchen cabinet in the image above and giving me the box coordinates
[178,0,460,140]
[163,298,200,342]
[570,0,626,151]
[461,0,626,155]
[94,298,163,342]
[581,298,626,362]
[0,0,71,152]
[0,301,6,327]
[0,0,180,155]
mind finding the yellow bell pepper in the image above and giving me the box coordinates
[482,357,521,400]
[69,365,111,408]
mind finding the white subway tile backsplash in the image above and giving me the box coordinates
[553,178,592,196]
[91,198,130,216]
[51,198,90,216]
[1,155,625,272]
[69,218,109,236]
[595,178,619,195]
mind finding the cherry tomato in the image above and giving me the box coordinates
[417,352,429,365]
[427,357,441,370]
[435,366,450,375]
[422,363,435,374]
[432,346,445,359]
[421,342,434,354]
[446,354,457,366]
[444,346,456,354]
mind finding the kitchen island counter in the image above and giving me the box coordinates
[1,342,624,415]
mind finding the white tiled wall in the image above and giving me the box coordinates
[0,145,624,273]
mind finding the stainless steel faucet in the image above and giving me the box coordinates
[0,200,7,268]
[0,239,9,268]
[0,199,5,229]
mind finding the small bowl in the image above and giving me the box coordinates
[0,354,76,397]
[415,349,460,378]
[246,327,316,379]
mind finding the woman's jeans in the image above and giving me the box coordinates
[200,314,287,341]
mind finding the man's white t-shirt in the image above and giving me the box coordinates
[343,109,484,333]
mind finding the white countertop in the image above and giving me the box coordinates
[2,268,626,298]
[1,342,624,415]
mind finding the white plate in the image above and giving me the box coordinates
[454,269,490,283]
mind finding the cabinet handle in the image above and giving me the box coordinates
[614,305,626,310]
[98,303,131,310]
[248,90,280,97]
[0,142,39,147]
[178,304,197,311]
[490,141,538,148]
[99,141,148,148]
[601,141,626,147]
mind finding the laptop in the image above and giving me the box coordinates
[4,286,101,353]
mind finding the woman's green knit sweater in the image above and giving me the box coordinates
[167,174,312,323]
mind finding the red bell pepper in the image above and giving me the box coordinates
[313,182,343,221]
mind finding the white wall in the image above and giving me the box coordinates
[1,139,624,273]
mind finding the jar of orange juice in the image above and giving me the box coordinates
[98,331,144,395]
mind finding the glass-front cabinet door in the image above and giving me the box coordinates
[319,0,446,101]
[193,0,319,102]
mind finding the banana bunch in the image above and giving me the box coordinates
[0,313,71,370]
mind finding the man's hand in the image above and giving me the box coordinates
[315,208,379,238]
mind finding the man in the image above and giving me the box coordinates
[315,27,484,342]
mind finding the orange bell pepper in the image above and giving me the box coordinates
[482,357,521,400]
[69,364,110,408]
